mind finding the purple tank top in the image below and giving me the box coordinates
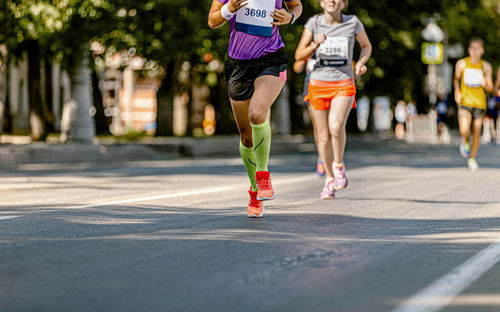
[217,0,293,60]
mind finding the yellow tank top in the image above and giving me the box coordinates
[460,57,486,109]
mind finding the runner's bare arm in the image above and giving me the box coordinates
[293,60,306,73]
[482,61,494,94]
[354,28,372,76]
[208,0,248,29]
[454,59,465,104]
[295,29,325,61]
[271,0,302,26]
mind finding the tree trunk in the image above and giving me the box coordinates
[60,52,95,143]
[26,40,47,141]
[155,60,177,136]
[91,68,110,135]
[42,58,55,134]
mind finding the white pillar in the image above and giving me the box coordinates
[122,67,135,131]
[60,55,95,143]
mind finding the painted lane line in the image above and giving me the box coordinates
[70,174,318,209]
[274,175,318,185]
[70,186,235,209]
[0,216,20,220]
[391,236,500,312]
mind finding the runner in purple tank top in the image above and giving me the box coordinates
[209,0,302,217]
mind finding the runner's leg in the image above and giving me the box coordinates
[250,75,285,200]
[470,116,483,159]
[308,107,334,179]
[249,75,285,171]
[231,98,265,216]
[231,98,258,191]
[308,106,335,199]
[328,96,354,165]
[458,108,472,143]
[308,105,326,175]
[489,117,496,142]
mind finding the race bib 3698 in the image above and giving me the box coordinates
[235,0,274,37]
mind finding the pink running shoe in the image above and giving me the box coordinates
[333,164,348,191]
[316,159,326,177]
[320,179,335,200]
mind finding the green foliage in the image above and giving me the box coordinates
[1,0,499,109]
[2,0,115,67]
[286,0,500,102]
[442,0,500,67]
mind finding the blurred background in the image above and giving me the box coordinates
[0,0,499,143]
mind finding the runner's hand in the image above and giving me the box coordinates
[228,0,248,13]
[313,34,326,48]
[355,62,367,76]
[455,91,462,105]
[271,9,293,25]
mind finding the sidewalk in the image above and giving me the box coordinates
[0,134,318,170]
[0,132,468,171]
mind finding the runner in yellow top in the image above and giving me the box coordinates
[453,38,494,172]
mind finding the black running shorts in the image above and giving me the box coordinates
[225,49,288,101]
[460,105,486,119]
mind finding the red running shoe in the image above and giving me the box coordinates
[247,189,264,218]
[255,171,275,201]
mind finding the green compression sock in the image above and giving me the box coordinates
[240,141,258,192]
[251,120,271,172]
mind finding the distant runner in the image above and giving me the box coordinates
[453,38,494,171]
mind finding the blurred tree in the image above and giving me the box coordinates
[1,0,115,141]
[1,0,498,138]
[442,0,500,65]
[96,0,232,135]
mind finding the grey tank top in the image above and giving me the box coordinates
[304,14,363,82]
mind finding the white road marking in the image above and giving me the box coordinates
[70,186,235,209]
[0,216,20,220]
[71,174,318,209]
[391,236,500,312]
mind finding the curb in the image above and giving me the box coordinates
[0,135,316,170]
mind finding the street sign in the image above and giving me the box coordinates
[421,21,445,42]
[422,43,443,65]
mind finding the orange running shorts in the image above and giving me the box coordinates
[304,78,356,111]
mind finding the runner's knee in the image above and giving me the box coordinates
[249,108,267,124]
[329,122,344,138]
[317,133,330,150]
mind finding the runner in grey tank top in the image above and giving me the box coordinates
[305,13,363,82]
[295,0,372,200]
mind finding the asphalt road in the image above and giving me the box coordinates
[1,139,500,312]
